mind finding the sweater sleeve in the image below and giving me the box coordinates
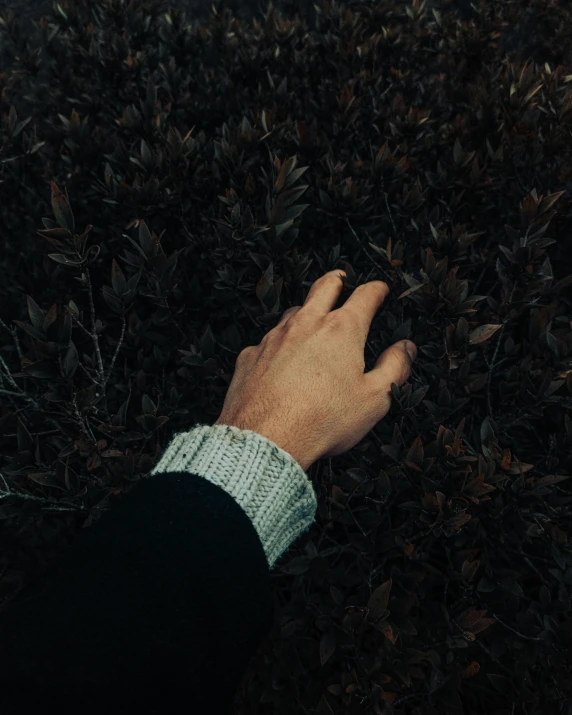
[0,424,318,715]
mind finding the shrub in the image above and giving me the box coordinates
[0,0,571,713]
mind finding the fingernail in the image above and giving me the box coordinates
[405,341,417,363]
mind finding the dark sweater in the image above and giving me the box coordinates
[0,424,319,714]
[0,472,273,713]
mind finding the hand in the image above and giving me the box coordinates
[215,270,417,471]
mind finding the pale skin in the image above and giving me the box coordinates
[215,269,417,472]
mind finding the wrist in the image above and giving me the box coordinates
[215,416,315,472]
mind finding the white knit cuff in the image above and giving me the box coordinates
[149,424,318,570]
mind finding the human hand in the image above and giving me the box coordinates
[215,270,417,471]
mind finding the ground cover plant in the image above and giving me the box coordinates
[0,0,571,712]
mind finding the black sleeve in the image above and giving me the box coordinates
[0,472,275,714]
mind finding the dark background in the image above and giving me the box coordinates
[0,0,482,36]
[0,0,545,77]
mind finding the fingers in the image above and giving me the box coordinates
[365,339,417,395]
[276,305,302,327]
[337,280,390,340]
[301,270,347,316]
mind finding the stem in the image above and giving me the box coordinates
[104,315,126,386]
[84,269,105,385]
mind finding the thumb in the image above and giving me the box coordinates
[366,339,417,392]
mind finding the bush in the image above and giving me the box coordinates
[1,0,571,712]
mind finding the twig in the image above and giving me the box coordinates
[522,555,552,587]
[474,639,514,677]
[216,340,239,355]
[488,611,548,644]
[0,316,24,365]
[501,410,533,430]
[237,295,265,335]
[84,268,105,385]
[0,471,87,512]
[0,388,35,400]
[104,315,126,386]
[164,296,187,341]
[344,217,391,282]
[0,353,22,391]
[393,694,421,708]
[77,361,101,387]
[71,390,97,444]
[381,176,399,239]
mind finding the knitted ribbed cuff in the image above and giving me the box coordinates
[149,424,318,570]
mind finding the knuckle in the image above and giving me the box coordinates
[325,311,345,329]
[237,346,255,362]
[282,305,302,321]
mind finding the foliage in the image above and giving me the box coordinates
[1,0,572,713]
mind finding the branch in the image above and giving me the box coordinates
[0,471,87,512]
[104,315,126,386]
[489,611,548,644]
[344,217,391,282]
[0,316,24,365]
[84,268,106,385]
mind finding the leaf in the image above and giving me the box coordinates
[461,559,480,583]
[13,116,32,137]
[139,220,153,255]
[50,181,74,234]
[534,474,570,487]
[368,578,392,620]
[506,461,534,475]
[140,139,153,166]
[111,259,127,297]
[275,159,289,192]
[468,324,502,344]
[319,629,336,666]
[23,360,59,378]
[460,609,487,629]
[63,341,79,379]
[12,320,46,341]
[380,622,397,643]
[459,661,480,680]
[85,245,100,264]
[446,512,472,531]
[101,285,124,315]
[200,324,215,359]
[488,674,514,693]
[552,274,572,294]
[141,395,157,415]
[17,417,35,452]
[408,386,429,408]
[280,555,310,575]
[376,470,392,498]
[48,253,84,266]
[398,282,424,299]
[453,138,464,165]
[27,295,44,329]
[27,471,64,489]
[284,166,309,189]
[405,435,424,470]
[538,189,566,216]
[472,617,496,634]
[380,692,398,704]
